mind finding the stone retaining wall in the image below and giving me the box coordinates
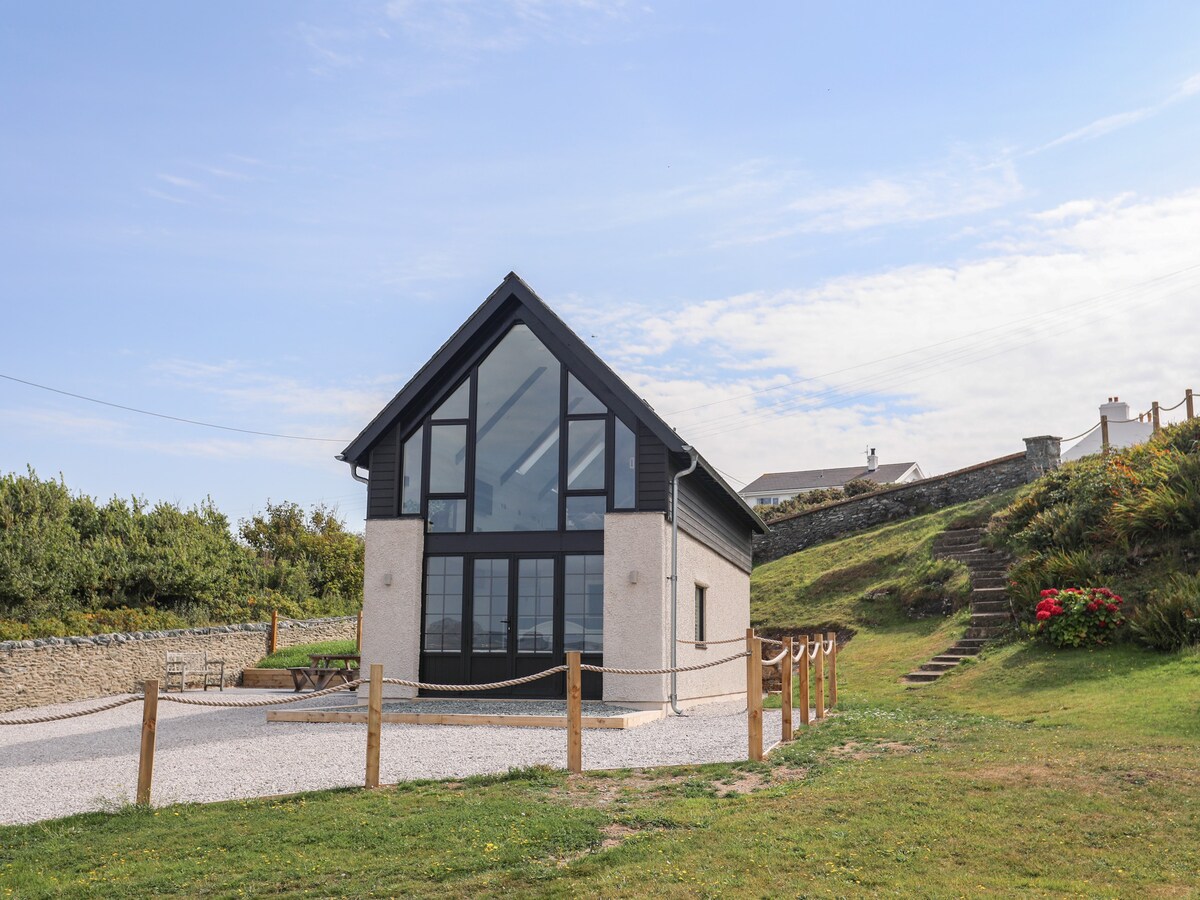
[753,436,1061,565]
[0,616,357,713]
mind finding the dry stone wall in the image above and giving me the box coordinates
[0,616,356,713]
[753,437,1061,565]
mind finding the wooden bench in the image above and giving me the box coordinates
[287,666,360,692]
[164,651,225,691]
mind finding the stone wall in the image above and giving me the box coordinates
[753,436,1061,565]
[0,616,357,713]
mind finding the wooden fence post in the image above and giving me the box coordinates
[269,609,279,655]
[814,633,826,722]
[356,610,363,653]
[566,651,582,774]
[746,628,763,762]
[136,679,158,806]
[365,664,382,789]
[1152,401,1161,434]
[781,636,794,743]
[1100,415,1110,454]
[798,635,810,726]
[1186,388,1194,421]
[830,633,840,710]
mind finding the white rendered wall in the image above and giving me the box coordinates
[602,511,750,710]
[601,512,670,707]
[359,518,425,700]
[671,526,751,706]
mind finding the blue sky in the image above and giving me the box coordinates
[2,1,1199,526]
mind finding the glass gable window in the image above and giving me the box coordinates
[474,325,561,532]
[566,419,605,490]
[400,430,423,514]
[397,321,641,533]
[423,557,464,652]
[565,555,603,652]
[567,373,605,414]
[614,419,636,509]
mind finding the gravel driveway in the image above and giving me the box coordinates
[0,690,780,825]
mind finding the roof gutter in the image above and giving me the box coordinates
[669,445,699,716]
[336,454,369,485]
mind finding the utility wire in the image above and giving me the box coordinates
[0,373,348,443]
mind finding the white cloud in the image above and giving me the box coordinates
[570,188,1200,482]
[1038,71,1200,152]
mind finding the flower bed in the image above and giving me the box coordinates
[1034,587,1125,648]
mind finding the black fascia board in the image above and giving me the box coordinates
[340,272,767,535]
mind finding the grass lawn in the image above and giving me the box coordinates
[255,640,359,669]
[3,499,1198,898]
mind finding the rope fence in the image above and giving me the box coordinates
[1062,389,1195,453]
[0,627,841,797]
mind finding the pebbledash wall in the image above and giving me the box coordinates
[0,616,357,713]
[753,436,1061,565]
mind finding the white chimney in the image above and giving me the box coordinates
[1099,396,1131,423]
[866,447,878,472]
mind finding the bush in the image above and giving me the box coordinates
[1129,573,1200,651]
[1033,587,1126,648]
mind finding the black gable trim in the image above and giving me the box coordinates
[340,272,766,535]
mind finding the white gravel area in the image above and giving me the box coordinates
[0,690,781,824]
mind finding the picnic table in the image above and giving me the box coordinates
[287,654,361,692]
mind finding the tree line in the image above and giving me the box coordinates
[0,468,364,640]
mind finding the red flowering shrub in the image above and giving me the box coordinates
[1034,587,1125,648]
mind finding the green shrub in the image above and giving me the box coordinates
[1129,573,1200,651]
[1033,587,1126,648]
[257,639,359,669]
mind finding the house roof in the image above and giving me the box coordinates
[740,462,921,495]
[340,272,767,534]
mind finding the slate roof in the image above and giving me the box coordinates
[340,272,767,534]
[740,462,921,495]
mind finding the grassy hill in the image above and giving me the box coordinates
[4,488,1199,896]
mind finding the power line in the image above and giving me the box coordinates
[0,373,349,443]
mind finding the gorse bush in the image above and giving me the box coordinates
[989,416,1200,644]
[0,469,364,638]
[756,480,883,522]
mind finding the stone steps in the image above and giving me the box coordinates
[904,527,1016,684]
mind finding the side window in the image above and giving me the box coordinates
[694,584,707,643]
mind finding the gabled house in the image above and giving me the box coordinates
[739,451,924,507]
[339,273,766,709]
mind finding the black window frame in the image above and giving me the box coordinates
[694,584,707,646]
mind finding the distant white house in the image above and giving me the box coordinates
[1062,397,1154,462]
[739,450,924,507]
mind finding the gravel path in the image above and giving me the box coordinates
[0,690,780,824]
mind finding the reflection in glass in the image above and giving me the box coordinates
[432,380,470,420]
[474,325,561,532]
[567,419,605,490]
[516,558,554,654]
[566,495,605,531]
[566,373,605,414]
[564,555,603,652]
[427,498,465,533]
[423,556,463,652]
[401,430,423,514]
[429,424,466,493]
[614,419,636,509]
[472,558,509,653]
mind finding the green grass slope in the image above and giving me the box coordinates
[4,489,1199,897]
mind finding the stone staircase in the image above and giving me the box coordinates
[903,528,1013,685]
